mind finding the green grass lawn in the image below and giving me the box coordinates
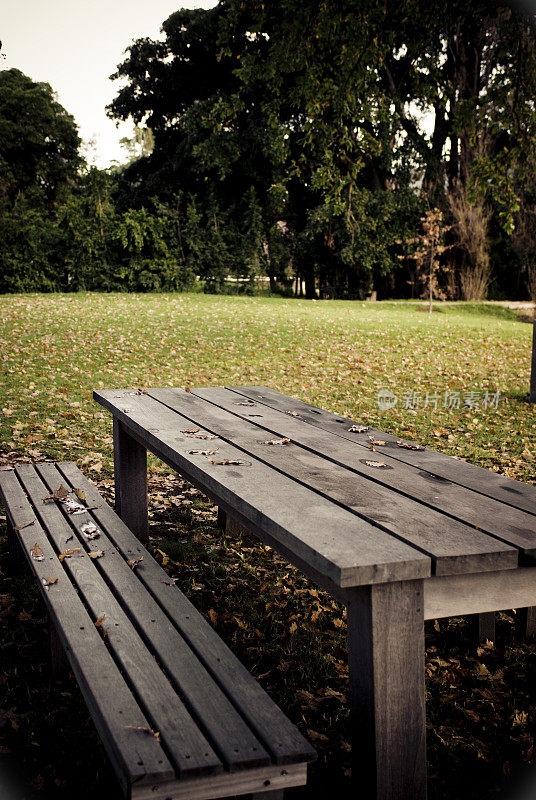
[0,293,535,800]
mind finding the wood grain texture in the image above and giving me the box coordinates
[230,385,536,516]
[132,763,306,800]
[0,468,175,792]
[192,387,536,560]
[15,463,222,779]
[93,389,430,588]
[424,568,536,619]
[56,462,316,767]
[347,579,426,800]
[150,387,516,577]
[35,462,271,772]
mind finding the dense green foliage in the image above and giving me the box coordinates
[2,2,536,296]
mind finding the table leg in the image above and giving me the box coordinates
[113,418,148,542]
[470,612,495,643]
[516,607,536,638]
[347,579,426,800]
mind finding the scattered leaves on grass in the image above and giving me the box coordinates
[58,549,82,562]
[124,726,161,743]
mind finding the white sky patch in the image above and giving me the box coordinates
[1,0,217,168]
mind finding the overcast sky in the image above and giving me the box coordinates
[2,0,217,168]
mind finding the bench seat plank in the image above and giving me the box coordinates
[188,388,536,561]
[0,469,176,794]
[35,462,272,772]
[147,387,517,577]
[54,461,316,766]
[15,463,223,779]
[93,389,431,588]
[230,386,536,515]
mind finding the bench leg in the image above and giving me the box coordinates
[49,617,70,679]
[217,507,227,530]
[113,418,148,542]
[347,579,426,800]
[516,607,536,639]
[470,612,496,644]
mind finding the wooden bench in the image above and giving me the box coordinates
[0,461,315,800]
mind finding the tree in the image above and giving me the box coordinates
[0,68,81,205]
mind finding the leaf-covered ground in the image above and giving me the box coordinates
[0,293,535,799]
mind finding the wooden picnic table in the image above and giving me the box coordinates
[94,385,536,800]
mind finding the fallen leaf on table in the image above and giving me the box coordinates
[397,440,425,450]
[209,459,249,466]
[59,549,82,562]
[42,485,69,502]
[88,550,104,559]
[124,726,161,743]
[94,615,109,638]
[30,543,44,561]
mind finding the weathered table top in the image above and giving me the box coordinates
[94,385,536,591]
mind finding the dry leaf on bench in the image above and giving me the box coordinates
[264,438,291,446]
[74,487,86,502]
[188,449,218,455]
[30,543,44,561]
[127,556,143,570]
[88,550,104,560]
[42,577,58,588]
[365,460,388,468]
[209,459,249,466]
[59,548,82,562]
[14,520,34,531]
[94,615,109,638]
[285,410,300,416]
[181,428,200,435]
[348,425,368,433]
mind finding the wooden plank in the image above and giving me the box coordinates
[14,463,222,779]
[148,387,516,578]
[114,418,148,542]
[93,389,430,588]
[347,579,426,800]
[191,387,536,560]
[35,462,272,773]
[424,568,536,619]
[229,386,536,516]
[0,468,175,793]
[57,462,317,767]
[132,763,306,800]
